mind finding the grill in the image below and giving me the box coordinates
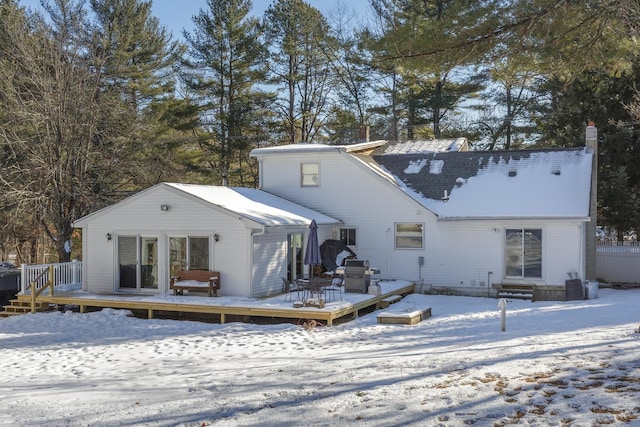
[343,259,370,293]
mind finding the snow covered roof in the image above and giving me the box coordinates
[165,183,341,226]
[251,143,342,155]
[74,183,341,228]
[379,138,468,154]
[250,140,387,156]
[371,148,593,219]
[250,139,463,157]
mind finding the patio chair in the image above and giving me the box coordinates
[282,277,302,302]
[324,274,343,302]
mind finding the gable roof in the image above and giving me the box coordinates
[74,183,340,228]
[371,147,593,220]
[166,183,340,226]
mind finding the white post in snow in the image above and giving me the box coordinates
[498,298,507,332]
[585,122,598,281]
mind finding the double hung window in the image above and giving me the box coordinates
[301,163,319,186]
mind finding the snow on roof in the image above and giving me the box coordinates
[166,183,340,226]
[250,140,387,156]
[250,139,464,158]
[250,142,342,156]
[382,138,468,154]
[372,148,593,219]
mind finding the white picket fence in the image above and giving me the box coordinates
[20,260,83,294]
[596,245,640,283]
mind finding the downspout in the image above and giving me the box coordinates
[579,222,586,285]
[386,227,391,278]
[252,227,267,239]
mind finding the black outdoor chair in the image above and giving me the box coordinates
[282,277,302,302]
[324,274,343,302]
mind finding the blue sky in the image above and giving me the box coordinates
[19,0,371,41]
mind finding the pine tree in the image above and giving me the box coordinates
[89,0,185,188]
[367,0,488,139]
[262,0,333,144]
[182,0,269,186]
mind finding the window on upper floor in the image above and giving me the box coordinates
[301,163,319,186]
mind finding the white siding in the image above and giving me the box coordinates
[259,151,439,280]
[423,220,504,289]
[80,186,252,296]
[424,219,584,289]
[252,231,288,298]
[260,152,420,276]
[544,222,584,284]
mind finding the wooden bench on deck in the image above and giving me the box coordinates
[170,270,220,297]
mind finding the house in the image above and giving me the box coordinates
[250,140,595,300]
[72,183,340,297]
[74,134,595,300]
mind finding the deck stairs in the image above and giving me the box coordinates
[496,284,534,301]
[0,294,55,318]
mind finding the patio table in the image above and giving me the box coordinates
[297,278,333,303]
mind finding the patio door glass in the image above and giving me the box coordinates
[118,235,158,290]
[169,236,210,277]
[505,228,542,278]
[287,233,303,280]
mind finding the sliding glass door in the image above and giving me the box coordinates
[505,228,542,278]
[117,235,158,290]
[287,233,303,280]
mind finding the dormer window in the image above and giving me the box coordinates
[301,163,319,187]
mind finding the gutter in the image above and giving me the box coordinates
[435,216,592,222]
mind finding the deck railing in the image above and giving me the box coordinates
[20,260,83,295]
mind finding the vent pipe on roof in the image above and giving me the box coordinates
[358,126,370,142]
[222,171,229,187]
[585,122,598,281]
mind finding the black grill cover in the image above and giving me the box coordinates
[320,239,357,272]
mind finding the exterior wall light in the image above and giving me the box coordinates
[106,233,112,241]
[160,204,169,211]
[214,233,220,242]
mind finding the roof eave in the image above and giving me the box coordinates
[435,215,592,222]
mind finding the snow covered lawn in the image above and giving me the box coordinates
[1,288,638,426]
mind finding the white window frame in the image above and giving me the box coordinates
[339,228,357,247]
[301,163,319,187]
[395,223,424,249]
[505,228,543,278]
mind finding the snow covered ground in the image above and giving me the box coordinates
[1,288,638,426]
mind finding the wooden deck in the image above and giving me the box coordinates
[3,281,416,326]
